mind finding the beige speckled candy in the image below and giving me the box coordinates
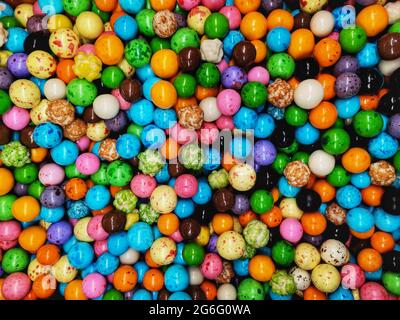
[369,160,396,186]
[284,160,311,187]
[150,237,176,265]
[63,119,87,142]
[325,202,347,226]
[178,104,204,130]
[153,10,177,39]
[217,231,245,260]
[268,79,294,108]
[46,99,75,126]
[99,138,119,162]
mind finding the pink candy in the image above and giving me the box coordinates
[220,6,242,29]
[82,273,107,299]
[0,221,21,241]
[87,216,109,241]
[248,66,270,85]
[174,174,199,198]
[130,174,157,198]
[217,89,241,116]
[75,153,100,175]
[201,253,223,280]
[39,163,65,186]
[280,218,303,243]
[2,106,30,131]
[2,272,31,300]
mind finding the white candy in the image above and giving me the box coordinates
[289,266,311,291]
[385,1,400,24]
[199,97,221,122]
[0,22,8,47]
[308,150,335,177]
[93,94,120,120]
[310,10,334,37]
[217,283,237,300]
[379,57,400,76]
[44,78,66,101]
[200,39,224,64]
[294,79,324,110]
[119,248,140,265]
[188,266,204,285]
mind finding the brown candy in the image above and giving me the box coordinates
[20,126,38,148]
[216,261,235,284]
[0,124,11,145]
[168,162,186,177]
[153,10,177,39]
[157,289,170,300]
[119,79,141,103]
[46,99,75,126]
[293,12,311,30]
[179,47,201,73]
[268,79,294,108]
[101,211,126,234]
[369,160,396,186]
[83,106,101,123]
[99,138,119,162]
[187,286,206,300]
[63,119,87,142]
[177,104,204,130]
[212,188,235,212]
[284,160,311,188]
[232,41,256,68]
[378,32,400,60]
[325,203,347,226]
[179,218,201,240]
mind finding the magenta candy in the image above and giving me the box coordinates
[279,218,303,243]
[340,263,366,289]
[94,240,108,256]
[247,66,270,85]
[87,216,109,241]
[219,6,242,29]
[360,282,388,300]
[200,253,223,279]
[75,153,101,175]
[77,44,96,55]
[170,229,184,242]
[130,174,157,198]
[2,272,31,300]
[76,136,90,152]
[174,174,198,198]
[0,239,18,250]
[216,115,234,130]
[2,106,30,131]
[39,163,65,186]
[217,89,241,116]
[82,272,107,299]
[202,0,225,11]
[0,221,21,241]
[177,0,201,11]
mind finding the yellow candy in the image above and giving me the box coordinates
[86,121,110,141]
[280,197,304,219]
[52,256,78,283]
[233,216,243,233]
[125,212,139,230]
[150,237,176,265]
[9,79,41,109]
[0,22,8,48]
[26,50,57,79]
[195,226,210,246]
[217,231,246,260]
[39,219,52,230]
[150,185,177,214]
[73,217,94,242]
[295,243,321,271]
[118,58,135,78]
[27,258,51,282]
[14,4,33,27]
[75,12,104,40]
[0,50,11,67]
[72,52,102,82]
[311,264,341,293]
[47,14,73,33]
[30,99,50,125]
[187,6,211,35]
[49,28,80,59]
[104,22,112,32]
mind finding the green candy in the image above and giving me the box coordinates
[14,163,38,184]
[267,53,295,79]
[250,190,274,214]
[0,141,31,168]
[0,90,12,115]
[339,25,367,54]
[63,0,91,16]
[333,118,345,129]
[241,82,268,108]
[179,144,204,170]
[101,66,125,89]
[272,153,290,174]
[0,16,21,29]
[382,272,400,296]
[28,180,45,200]
[237,278,265,300]
[242,243,256,259]
[353,110,383,138]
[243,220,270,248]
[182,243,205,266]
[106,160,133,187]
[91,2,110,23]
[171,28,200,53]
[0,195,16,221]
[393,151,400,172]
[389,22,400,33]
[127,124,143,137]
[291,151,309,164]
[272,240,295,267]
[139,203,160,224]
[91,163,109,185]
[270,270,297,296]
[150,37,171,52]
[196,63,220,88]
[65,163,87,179]
[279,140,298,155]
[327,165,351,187]
[138,149,165,176]
[208,169,229,189]
[103,289,124,300]
[136,9,156,37]
[67,79,97,107]
[2,247,30,273]
[285,105,308,127]
[174,73,197,98]
[113,190,138,213]
[321,128,350,155]
[125,39,152,68]
[204,13,229,39]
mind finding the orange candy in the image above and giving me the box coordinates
[145,250,161,268]
[113,265,138,292]
[249,255,275,282]
[160,138,180,160]
[65,178,88,200]
[303,286,327,300]
[234,0,261,14]
[361,185,384,207]
[316,73,336,100]
[94,34,124,65]
[175,97,198,111]
[32,274,56,299]
[240,12,268,40]
[143,269,164,292]
[151,80,177,109]
[195,86,219,100]
[260,206,282,228]
[360,94,379,110]
[150,0,176,11]
[94,0,117,12]
[371,231,395,254]
[357,248,382,272]
[56,59,76,84]
[0,168,14,196]
[301,213,327,236]
[18,226,47,253]
[64,280,87,300]
[356,4,388,37]
[313,180,336,203]
[313,38,342,67]
[12,196,40,222]
[267,9,294,30]
[288,28,315,60]
[31,148,48,163]
[239,210,257,227]
[342,147,371,173]
[212,213,234,234]
[150,49,179,79]
[157,213,179,236]
[251,39,268,63]
[309,101,338,130]
[200,280,217,300]
[36,244,61,266]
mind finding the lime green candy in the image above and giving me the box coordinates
[91,163,109,185]
[267,53,295,79]
[327,165,351,187]
[238,278,265,300]
[0,90,12,115]
[204,13,229,39]
[65,163,87,179]
[241,82,268,108]
[103,289,124,300]
[339,25,367,54]
[106,160,133,187]
[285,105,308,127]
[196,63,220,88]
[14,163,38,184]
[382,272,400,296]
[63,0,91,16]
[250,190,274,214]
[272,240,295,267]
[321,128,350,155]
[101,66,125,89]
[125,39,152,69]
[174,73,197,98]
[67,79,97,107]
[182,242,205,266]
[136,9,156,37]
[353,110,383,138]
[171,27,200,53]
[272,153,290,175]
[127,124,143,137]
[28,180,45,200]
[0,195,16,221]
[2,247,30,273]
[151,37,171,52]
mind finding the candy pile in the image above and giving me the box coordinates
[0,0,400,301]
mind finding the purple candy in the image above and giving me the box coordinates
[302,234,324,247]
[7,53,30,78]
[206,234,218,253]
[40,186,66,208]
[105,111,128,132]
[333,55,359,77]
[388,114,400,138]
[174,13,187,28]
[334,72,361,98]
[232,194,250,215]
[47,221,73,245]
[254,140,277,166]
[0,67,13,90]
[13,183,28,196]
[262,0,283,12]
[221,66,248,90]
[26,15,47,33]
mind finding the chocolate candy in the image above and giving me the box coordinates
[179,47,201,73]
[232,41,256,68]
[20,126,38,148]
[378,32,400,60]
[212,188,235,212]
[101,211,127,234]
[119,79,142,103]
[179,217,201,240]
